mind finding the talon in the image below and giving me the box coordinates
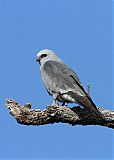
[51,99,59,108]
[62,102,65,106]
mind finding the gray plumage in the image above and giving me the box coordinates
[36,49,104,119]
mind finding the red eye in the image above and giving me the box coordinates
[41,54,47,59]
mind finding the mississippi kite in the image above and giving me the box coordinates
[36,49,104,119]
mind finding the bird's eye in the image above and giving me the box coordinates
[41,54,47,59]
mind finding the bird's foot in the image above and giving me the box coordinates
[51,100,59,108]
[61,102,65,106]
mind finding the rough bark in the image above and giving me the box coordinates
[6,99,114,129]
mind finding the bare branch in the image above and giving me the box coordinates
[6,99,114,129]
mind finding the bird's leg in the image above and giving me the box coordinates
[61,102,65,106]
[51,99,59,108]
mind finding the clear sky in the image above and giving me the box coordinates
[0,0,113,159]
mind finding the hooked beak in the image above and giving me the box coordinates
[36,56,41,64]
[36,58,39,62]
[36,56,40,62]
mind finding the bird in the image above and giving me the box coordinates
[36,49,104,119]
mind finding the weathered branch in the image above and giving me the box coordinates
[6,99,114,129]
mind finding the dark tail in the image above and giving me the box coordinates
[79,94,105,120]
[67,90,105,120]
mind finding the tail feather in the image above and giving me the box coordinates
[77,94,105,120]
[65,91,105,120]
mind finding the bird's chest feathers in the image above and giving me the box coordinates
[40,66,58,94]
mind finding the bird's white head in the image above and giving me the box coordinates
[36,49,62,65]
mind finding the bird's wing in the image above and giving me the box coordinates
[41,60,85,96]
[41,60,104,119]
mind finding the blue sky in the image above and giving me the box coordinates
[0,0,113,159]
